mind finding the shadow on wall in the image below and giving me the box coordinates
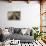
[0,0,42,1]
[0,0,9,1]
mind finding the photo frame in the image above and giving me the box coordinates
[8,11,20,20]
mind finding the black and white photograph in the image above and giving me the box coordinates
[8,11,20,20]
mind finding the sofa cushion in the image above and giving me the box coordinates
[8,27,14,34]
[14,28,21,33]
[21,28,27,35]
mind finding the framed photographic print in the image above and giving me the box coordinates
[8,11,20,20]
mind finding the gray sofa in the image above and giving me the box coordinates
[3,27,34,43]
[8,33,34,43]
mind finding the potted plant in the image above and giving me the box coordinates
[32,27,38,40]
[32,27,43,40]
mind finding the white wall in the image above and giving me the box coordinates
[0,1,40,28]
